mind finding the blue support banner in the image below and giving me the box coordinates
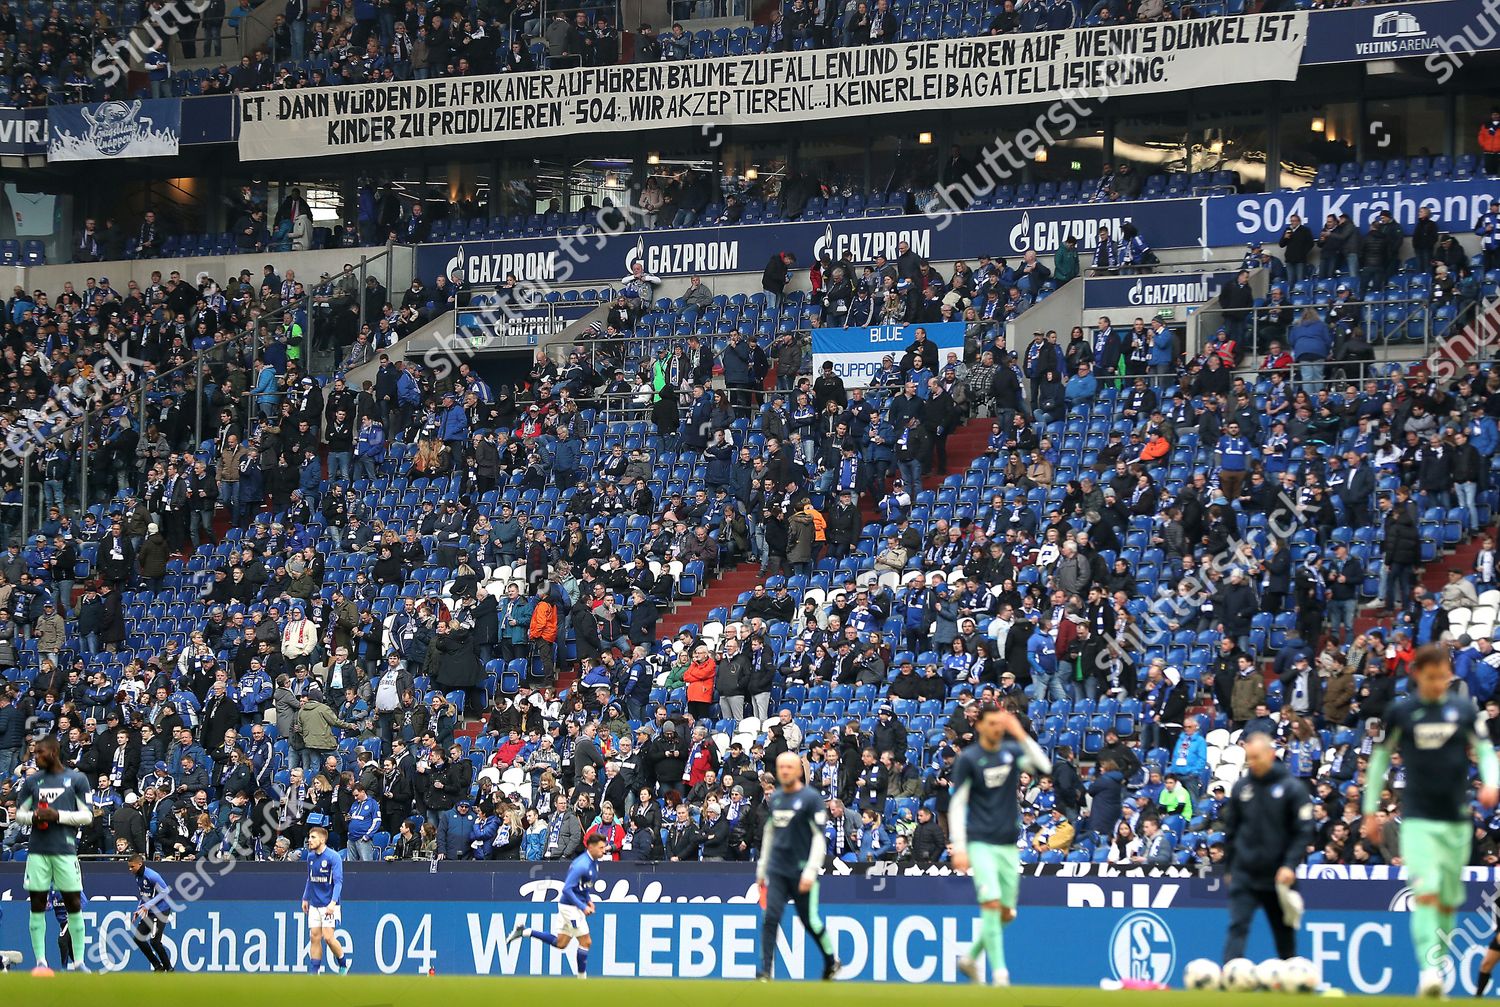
[414,199,1205,288]
[0,864,1494,993]
[1205,178,1500,248]
[812,322,966,384]
[47,98,181,162]
[1081,272,1239,311]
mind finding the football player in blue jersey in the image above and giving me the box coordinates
[507,832,607,976]
[302,826,351,974]
[127,853,175,971]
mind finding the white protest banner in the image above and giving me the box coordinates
[238,14,1307,160]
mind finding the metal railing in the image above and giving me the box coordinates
[1195,293,1473,362]
[523,0,623,43]
[12,250,391,538]
[1081,253,1249,280]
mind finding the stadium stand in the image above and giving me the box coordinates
[8,0,1387,108]
[2,198,1499,872]
[6,0,1500,887]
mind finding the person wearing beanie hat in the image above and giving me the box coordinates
[874,702,907,757]
[281,603,318,671]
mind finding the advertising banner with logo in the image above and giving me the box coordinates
[451,302,597,349]
[1300,0,1500,69]
[1081,271,1238,311]
[0,108,47,157]
[237,15,1305,160]
[415,199,1205,288]
[1205,178,1500,247]
[47,99,181,162]
[812,322,965,383]
[0,864,1491,992]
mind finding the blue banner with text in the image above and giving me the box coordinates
[413,200,1206,287]
[1204,178,1500,247]
[0,864,1495,993]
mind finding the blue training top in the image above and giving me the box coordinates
[560,851,598,911]
[303,848,344,908]
[134,867,170,914]
[47,889,86,925]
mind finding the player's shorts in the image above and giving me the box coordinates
[306,903,341,929]
[24,854,82,894]
[1402,819,1470,909]
[967,841,1020,909]
[558,903,590,938]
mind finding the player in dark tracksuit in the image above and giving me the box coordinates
[756,752,840,982]
[1480,903,1500,995]
[47,889,85,968]
[1222,733,1314,963]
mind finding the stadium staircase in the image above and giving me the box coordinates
[667,416,994,634]
[1351,518,1496,635]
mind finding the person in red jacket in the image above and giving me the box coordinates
[1480,109,1500,176]
[684,645,716,720]
[682,724,719,793]
[583,806,626,860]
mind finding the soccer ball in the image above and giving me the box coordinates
[1183,958,1222,990]
[1280,956,1319,993]
[1222,958,1258,991]
[1255,958,1284,991]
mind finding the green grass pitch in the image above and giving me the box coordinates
[0,973,1425,1004]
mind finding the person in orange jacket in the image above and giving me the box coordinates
[684,643,717,721]
[1140,431,1171,463]
[804,499,827,544]
[1480,108,1500,176]
[528,585,558,683]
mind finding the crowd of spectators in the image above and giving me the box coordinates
[0,0,1421,107]
[2,166,1500,872]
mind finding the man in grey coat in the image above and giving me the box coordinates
[716,637,748,721]
[543,792,583,860]
[1055,541,1093,597]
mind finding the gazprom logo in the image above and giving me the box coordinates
[1124,275,1214,306]
[444,244,465,281]
[815,228,931,263]
[1108,910,1175,984]
[1387,886,1415,912]
[1009,211,1033,253]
